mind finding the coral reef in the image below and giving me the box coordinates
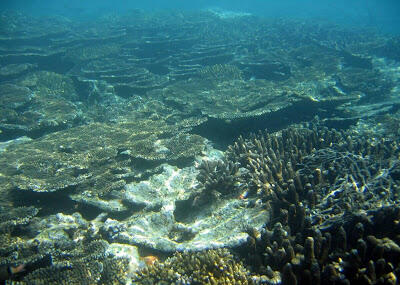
[0,206,38,234]
[197,64,243,83]
[0,9,400,285]
[12,240,131,285]
[336,67,394,102]
[220,124,400,284]
[1,9,396,142]
[240,205,400,284]
[226,125,400,227]
[133,248,253,284]
[0,211,139,284]
[0,121,205,211]
[0,73,82,140]
[195,158,244,201]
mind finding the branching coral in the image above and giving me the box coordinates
[133,248,254,284]
[196,158,243,198]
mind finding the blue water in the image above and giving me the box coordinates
[1,0,400,34]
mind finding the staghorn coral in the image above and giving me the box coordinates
[195,158,244,202]
[98,257,131,285]
[226,125,400,227]
[221,124,400,284]
[241,205,400,285]
[133,248,254,284]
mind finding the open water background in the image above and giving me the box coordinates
[1,0,400,34]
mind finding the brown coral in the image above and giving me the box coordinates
[133,248,254,284]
